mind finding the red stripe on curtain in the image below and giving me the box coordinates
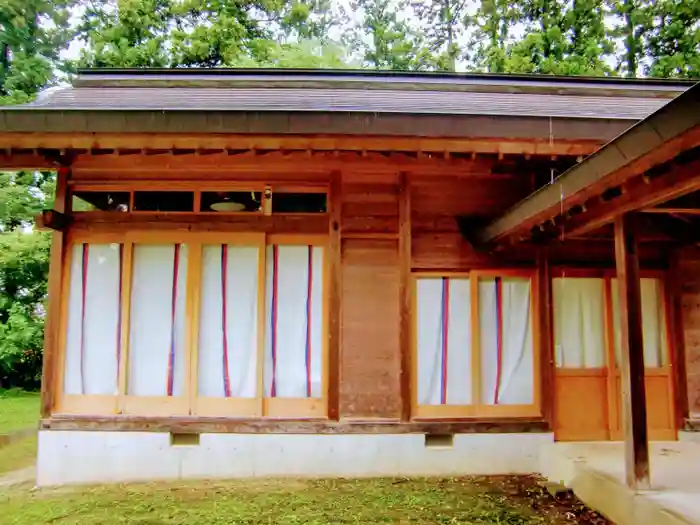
[305,245,313,398]
[167,244,180,397]
[440,277,450,405]
[494,277,503,405]
[116,244,123,386]
[221,244,232,398]
[79,243,89,394]
[270,245,279,397]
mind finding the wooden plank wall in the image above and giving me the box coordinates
[677,247,700,419]
[340,172,401,418]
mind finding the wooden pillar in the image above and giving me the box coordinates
[40,166,70,418]
[614,213,650,490]
[667,248,689,430]
[327,170,341,420]
[398,171,412,421]
[537,249,555,428]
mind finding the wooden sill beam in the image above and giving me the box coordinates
[614,214,650,491]
[40,415,550,434]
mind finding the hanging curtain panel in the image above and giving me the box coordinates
[264,245,324,399]
[479,277,534,405]
[416,278,471,405]
[128,244,189,397]
[64,243,122,395]
[553,278,606,368]
[612,277,669,368]
[198,244,259,398]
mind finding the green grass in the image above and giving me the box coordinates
[0,476,603,525]
[0,391,40,434]
[0,434,37,476]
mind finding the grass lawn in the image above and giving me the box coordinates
[0,434,37,476]
[0,391,40,434]
[0,476,609,525]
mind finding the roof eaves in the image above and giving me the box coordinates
[477,81,700,243]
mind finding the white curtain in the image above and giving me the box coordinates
[480,278,534,405]
[553,278,606,368]
[264,245,324,398]
[198,244,259,398]
[612,277,669,368]
[416,278,471,405]
[128,244,188,396]
[64,243,121,395]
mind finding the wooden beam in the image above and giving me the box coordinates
[40,166,70,418]
[0,153,58,170]
[614,214,650,490]
[537,249,555,428]
[35,209,71,231]
[398,172,412,421]
[39,415,550,434]
[478,84,700,244]
[563,159,700,238]
[641,207,700,215]
[0,132,603,158]
[327,171,341,420]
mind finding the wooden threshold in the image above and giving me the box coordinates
[40,416,550,434]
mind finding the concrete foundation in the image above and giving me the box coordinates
[540,441,700,525]
[37,430,553,486]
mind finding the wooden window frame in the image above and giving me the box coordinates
[69,183,329,217]
[55,229,329,420]
[551,267,676,439]
[411,268,541,420]
[263,234,329,418]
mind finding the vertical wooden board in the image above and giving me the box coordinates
[41,166,70,418]
[327,171,341,420]
[340,238,401,418]
[554,375,609,441]
[537,251,554,427]
[398,173,411,421]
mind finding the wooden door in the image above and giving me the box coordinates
[553,273,675,441]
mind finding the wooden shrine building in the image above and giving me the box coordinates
[0,69,698,487]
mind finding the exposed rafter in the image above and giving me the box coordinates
[477,83,700,246]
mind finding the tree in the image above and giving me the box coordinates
[607,0,653,77]
[468,0,515,72]
[350,0,428,70]
[412,0,468,71]
[646,0,700,78]
[0,0,74,104]
[76,0,347,68]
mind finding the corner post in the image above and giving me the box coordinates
[40,165,70,418]
[614,213,650,490]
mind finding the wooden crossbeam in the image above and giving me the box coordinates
[0,153,58,170]
[641,207,700,215]
[562,159,700,238]
[35,209,71,231]
[0,132,602,157]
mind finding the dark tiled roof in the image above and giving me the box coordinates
[12,69,691,121]
[26,86,675,120]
